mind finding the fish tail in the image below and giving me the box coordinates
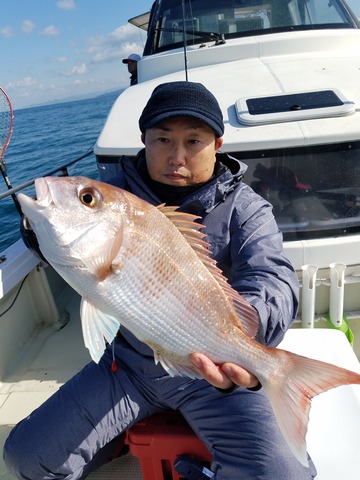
[261,349,360,466]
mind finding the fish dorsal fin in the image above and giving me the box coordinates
[158,205,259,338]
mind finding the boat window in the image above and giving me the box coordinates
[230,141,360,241]
[144,0,356,54]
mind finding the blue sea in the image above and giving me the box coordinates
[0,91,121,254]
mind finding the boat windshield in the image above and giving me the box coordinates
[144,0,357,54]
[230,141,360,240]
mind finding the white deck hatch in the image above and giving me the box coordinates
[235,89,355,125]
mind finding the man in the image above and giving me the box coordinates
[4,81,316,479]
[122,53,141,86]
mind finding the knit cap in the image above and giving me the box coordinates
[139,81,224,137]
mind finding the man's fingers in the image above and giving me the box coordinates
[190,353,260,389]
[189,353,234,389]
[221,363,259,389]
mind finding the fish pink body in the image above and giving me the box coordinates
[18,176,360,466]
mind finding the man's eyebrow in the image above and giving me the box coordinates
[154,123,207,132]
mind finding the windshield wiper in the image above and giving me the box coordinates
[159,27,226,45]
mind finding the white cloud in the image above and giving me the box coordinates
[0,26,14,37]
[22,20,35,34]
[4,16,146,109]
[74,63,88,74]
[108,24,139,42]
[7,77,55,91]
[57,0,76,10]
[91,49,120,63]
[87,23,145,64]
[16,77,39,88]
[65,63,88,76]
[40,25,60,36]
[41,83,57,91]
[19,91,30,99]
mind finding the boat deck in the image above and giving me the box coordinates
[0,288,143,479]
[1,274,360,479]
[0,436,143,480]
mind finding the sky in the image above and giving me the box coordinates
[0,0,151,110]
[1,0,360,110]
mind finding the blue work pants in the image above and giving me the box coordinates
[4,336,316,479]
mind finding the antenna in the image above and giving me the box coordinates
[181,0,189,81]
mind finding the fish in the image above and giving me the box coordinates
[18,176,360,467]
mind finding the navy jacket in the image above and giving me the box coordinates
[109,150,299,354]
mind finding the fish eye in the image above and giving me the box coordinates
[79,188,102,208]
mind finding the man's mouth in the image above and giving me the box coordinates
[164,172,186,180]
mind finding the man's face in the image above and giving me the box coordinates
[127,61,137,74]
[142,117,223,187]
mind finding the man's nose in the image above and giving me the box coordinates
[169,144,186,165]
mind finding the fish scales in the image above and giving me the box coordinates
[109,200,245,361]
[106,248,243,364]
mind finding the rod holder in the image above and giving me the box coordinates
[329,262,346,327]
[301,264,318,328]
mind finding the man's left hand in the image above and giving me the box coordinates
[189,352,259,390]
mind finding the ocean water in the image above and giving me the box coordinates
[0,91,120,253]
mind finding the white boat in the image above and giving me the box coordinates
[1,1,360,478]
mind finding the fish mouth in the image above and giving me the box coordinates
[18,177,53,220]
[34,177,54,207]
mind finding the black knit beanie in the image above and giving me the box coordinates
[139,81,224,137]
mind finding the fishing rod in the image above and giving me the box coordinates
[0,86,22,215]
[0,147,94,202]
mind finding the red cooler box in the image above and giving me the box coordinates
[126,410,212,480]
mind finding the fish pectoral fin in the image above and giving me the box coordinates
[154,351,201,380]
[263,348,360,467]
[83,229,123,281]
[80,298,120,363]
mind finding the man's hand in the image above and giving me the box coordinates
[189,353,259,390]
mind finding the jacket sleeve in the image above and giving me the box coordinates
[228,185,299,347]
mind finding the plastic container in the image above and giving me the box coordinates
[126,411,212,480]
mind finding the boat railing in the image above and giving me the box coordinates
[0,147,95,297]
[0,147,94,202]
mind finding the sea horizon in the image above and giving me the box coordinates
[1,91,120,253]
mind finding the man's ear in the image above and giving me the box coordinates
[215,136,223,151]
[141,132,145,145]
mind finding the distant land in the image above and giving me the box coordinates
[15,89,124,111]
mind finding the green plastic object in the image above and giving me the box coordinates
[326,313,354,346]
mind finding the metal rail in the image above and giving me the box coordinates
[0,148,94,201]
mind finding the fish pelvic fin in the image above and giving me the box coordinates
[158,205,259,338]
[158,354,201,379]
[151,347,201,379]
[262,348,360,466]
[80,298,120,363]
